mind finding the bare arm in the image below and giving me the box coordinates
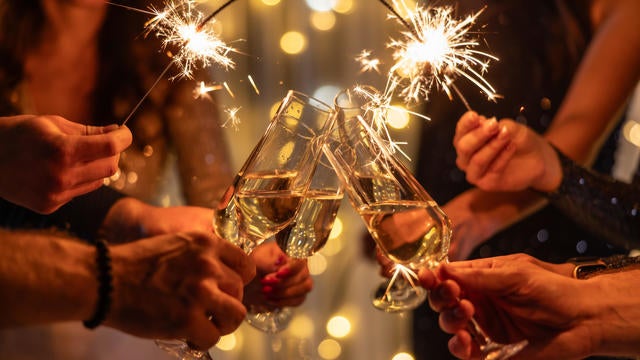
[0,229,97,327]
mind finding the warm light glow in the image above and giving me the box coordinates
[313,85,340,105]
[326,315,351,338]
[332,0,354,14]
[329,217,343,239]
[305,0,337,12]
[386,105,411,129]
[277,141,295,164]
[289,314,315,338]
[392,352,416,360]
[623,120,640,147]
[311,11,337,31]
[317,339,342,360]
[215,333,238,351]
[261,0,281,5]
[145,0,237,78]
[308,253,328,275]
[280,31,307,54]
[270,101,282,120]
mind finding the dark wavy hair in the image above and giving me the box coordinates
[0,0,169,125]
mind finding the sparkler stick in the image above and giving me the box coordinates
[107,0,241,125]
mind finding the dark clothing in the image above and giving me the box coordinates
[0,186,124,242]
[411,1,627,359]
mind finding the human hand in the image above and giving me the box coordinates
[243,241,313,312]
[99,198,214,243]
[0,115,132,213]
[418,254,591,360]
[453,111,562,193]
[107,230,255,350]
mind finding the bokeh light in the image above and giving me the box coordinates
[305,0,338,12]
[215,333,239,351]
[280,31,308,55]
[317,339,342,360]
[332,0,354,14]
[385,105,411,129]
[392,352,415,360]
[623,120,640,147]
[308,253,328,275]
[326,315,352,338]
[311,11,337,31]
[313,85,341,105]
[288,314,315,338]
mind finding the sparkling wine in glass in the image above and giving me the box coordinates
[214,90,336,333]
[324,86,527,359]
[275,151,344,259]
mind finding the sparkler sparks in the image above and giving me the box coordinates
[380,264,421,302]
[145,0,237,79]
[222,106,242,129]
[362,1,500,107]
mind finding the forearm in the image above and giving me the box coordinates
[0,229,96,327]
[446,187,547,243]
[585,269,640,357]
[545,150,640,250]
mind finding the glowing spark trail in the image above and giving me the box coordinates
[145,0,237,79]
[107,0,240,125]
[364,0,499,107]
[193,81,223,100]
[356,50,382,73]
[222,106,242,130]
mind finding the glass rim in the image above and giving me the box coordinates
[333,85,380,110]
[284,89,334,114]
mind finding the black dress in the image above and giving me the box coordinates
[410,1,629,358]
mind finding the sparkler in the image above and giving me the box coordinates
[362,0,499,108]
[107,0,241,125]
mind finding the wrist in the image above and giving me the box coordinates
[100,197,146,242]
[585,271,640,357]
[534,143,563,193]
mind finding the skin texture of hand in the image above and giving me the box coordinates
[99,197,214,244]
[107,231,255,350]
[453,111,563,193]
[0,115,132,214]
[243,241,313,312]
[417,254,640,360]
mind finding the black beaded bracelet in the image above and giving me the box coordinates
[83,239,113,329]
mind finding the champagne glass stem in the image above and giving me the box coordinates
[464,307,528,360]
[155,339,213,360]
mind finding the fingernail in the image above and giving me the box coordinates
[261,276,279,285]
[497,126,509,140]
[276,267,291,278]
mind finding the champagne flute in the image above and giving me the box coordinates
[156,91,335,360]
[275,150,344,259]
[324,86,527,360]
[214,90,336,334]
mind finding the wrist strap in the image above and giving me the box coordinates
[83,239,113,329]
[568,255,640,279]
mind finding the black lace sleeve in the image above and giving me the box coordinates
[544,148,640,250]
